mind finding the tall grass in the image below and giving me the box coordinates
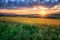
[0,21,60,40]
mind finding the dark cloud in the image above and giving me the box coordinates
[39,0,60,7]
[0,0,60,9]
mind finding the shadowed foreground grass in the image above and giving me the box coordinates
[0,21,60,40]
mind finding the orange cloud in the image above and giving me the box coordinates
[0,6,60,15]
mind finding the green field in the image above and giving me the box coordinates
[0,17,60,40]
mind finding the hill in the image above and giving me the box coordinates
[0,13,41,18]
[0,12,60,19]
[47,12,60,19]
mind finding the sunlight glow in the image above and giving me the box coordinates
[38,7,47,17]
[40,10,47,17]
[0,6,60,17]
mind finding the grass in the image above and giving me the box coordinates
[0,20,60,40]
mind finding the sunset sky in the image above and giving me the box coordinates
[0,0,60,16]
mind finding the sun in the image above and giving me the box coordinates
[41,10,46,15]
[37,7,48,17]
[40,10,47,17]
